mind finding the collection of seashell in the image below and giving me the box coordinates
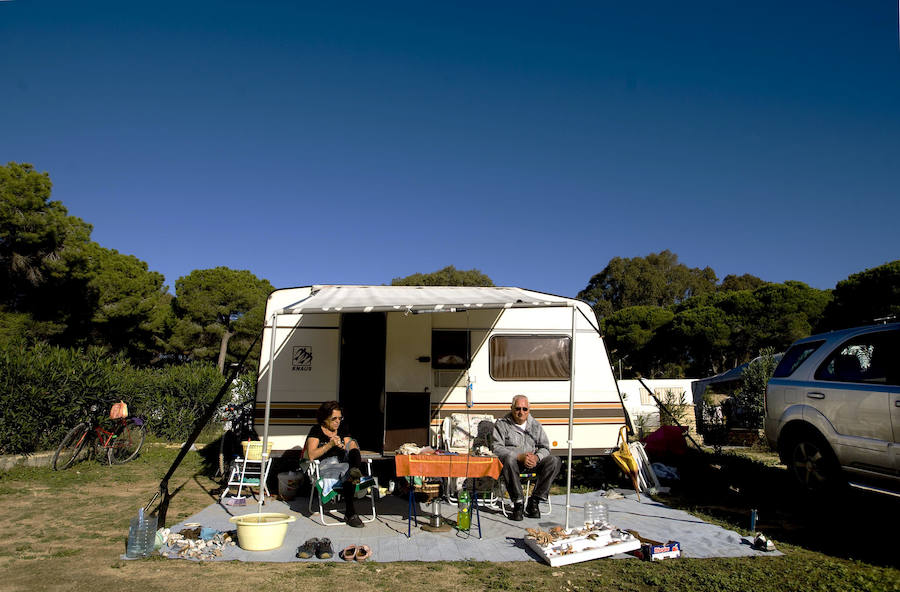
[524,523,626,556]
[524,526,568,546]
[160,528,237,560]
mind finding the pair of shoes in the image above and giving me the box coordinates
[525,498,541,519]
[752,533,776,552]
[510,501,524,522]
[315,538,334,559]
[296,537,319,559]
[340,544,372,561]
[347,467,363,484]
[346,513,365,528]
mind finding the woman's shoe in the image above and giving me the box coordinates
[315,538,334,559]
[355,545,371,561]
[346,513,364,528]
[296,538,319,559]
[340,545,358,561]
[347,467,363,484]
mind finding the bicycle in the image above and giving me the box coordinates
[52,401,147,470]
[217,400,257,480]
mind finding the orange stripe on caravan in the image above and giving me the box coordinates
[541,417,625,424]
[432,403,622,409]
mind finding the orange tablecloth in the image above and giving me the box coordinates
[394,454,502,480]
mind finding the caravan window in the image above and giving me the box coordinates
[489,335,571,381]
[432,330,470,369]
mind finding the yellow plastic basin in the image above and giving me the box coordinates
[228,512,297,551]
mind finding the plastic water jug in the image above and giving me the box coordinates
[457,490,471,531]
[583,498,609,527]
[126,508,158,558]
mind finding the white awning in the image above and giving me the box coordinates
[276,285,573,314]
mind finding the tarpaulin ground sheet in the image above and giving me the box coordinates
[157,489,779,563]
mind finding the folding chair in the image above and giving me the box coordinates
[220,455,273,503]
[498,471,553,517]
[304,457,379,526]
[440,413,504,512]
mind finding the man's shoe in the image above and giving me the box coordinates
[510,501,524,521]
[525,498,541,519]
[346,513,365,528]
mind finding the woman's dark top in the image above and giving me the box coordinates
[308,423,350,462]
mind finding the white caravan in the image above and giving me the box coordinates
[254,285,629,457]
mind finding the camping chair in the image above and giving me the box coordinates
[220,449,273,503]
[302,454,379,526]
[439,413,504,512]
[498,470,553,517]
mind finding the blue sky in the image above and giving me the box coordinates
[2,1,898,298]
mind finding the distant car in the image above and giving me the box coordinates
[764,322,899,494]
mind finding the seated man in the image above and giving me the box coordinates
[491,395,562,521]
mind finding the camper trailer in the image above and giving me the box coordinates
[254,285,629,456]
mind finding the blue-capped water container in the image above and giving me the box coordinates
[126,507,158,558]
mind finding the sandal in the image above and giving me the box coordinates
[355,545,371,562]
[315,538,334,559]
[296,538,319,559]
[340,545,358,561]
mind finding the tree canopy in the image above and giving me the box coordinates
[391,265,494,286]
[817,260,900,331]
[602,279,831,377]
[578,250,718,319]
[172,267,273,373]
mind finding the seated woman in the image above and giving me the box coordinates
[305,401,366,527]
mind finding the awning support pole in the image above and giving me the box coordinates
[258,312,278,513]
[565,304,576,531]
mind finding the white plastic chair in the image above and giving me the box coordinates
[220,456,273,503]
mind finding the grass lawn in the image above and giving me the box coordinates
[0,442,897,592]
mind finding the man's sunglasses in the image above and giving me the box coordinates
[514,406,529,412]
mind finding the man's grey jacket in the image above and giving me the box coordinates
[491,413,552,461]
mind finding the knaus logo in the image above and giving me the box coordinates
[292,346,312,372]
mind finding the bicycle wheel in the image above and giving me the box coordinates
[107,419,146,464]
[52,423,90,470]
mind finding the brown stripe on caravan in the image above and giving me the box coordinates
[253,403,318,423]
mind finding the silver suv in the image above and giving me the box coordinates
[765,322,899,494]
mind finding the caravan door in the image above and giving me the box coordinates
[338,313,386,452]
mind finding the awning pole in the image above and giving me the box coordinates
[565,304,576,530]
[258,312,278,514]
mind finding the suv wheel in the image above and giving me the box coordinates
[785,431,839,492]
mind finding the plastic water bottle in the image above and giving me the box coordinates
[583,499,599,526]
[457,490,471,531]
[126,508,158,558]
[595,500,609,527]
[583,498,609,528]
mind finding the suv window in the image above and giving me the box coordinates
[772,341,824,378]
[814,330,898,385]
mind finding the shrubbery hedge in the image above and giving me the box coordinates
[0,342,231,455]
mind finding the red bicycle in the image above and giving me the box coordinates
[51,401,146,470]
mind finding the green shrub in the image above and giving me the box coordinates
[131,363,226,441]
[0,342,130,454]
[0,343,227,454]
[732,347,777,429]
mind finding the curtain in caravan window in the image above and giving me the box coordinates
[490,336,571,380]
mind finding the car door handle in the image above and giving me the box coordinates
[895,400,900,408]
[806,392,825,400]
